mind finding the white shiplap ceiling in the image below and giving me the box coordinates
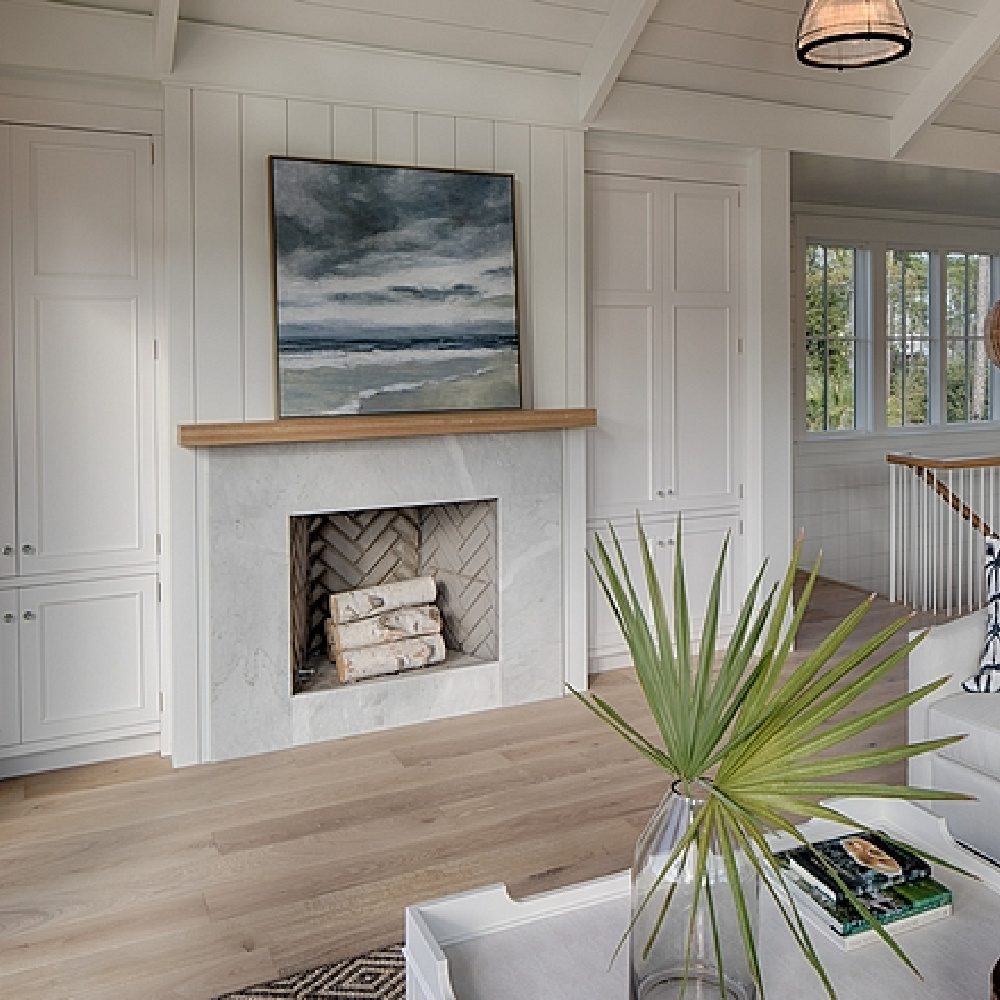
[40,0,1000,157]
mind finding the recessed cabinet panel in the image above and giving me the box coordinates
[13,128,155,576]
[31,141,137,279]
[675,306,733,503]
[673,190,732,294]
[0,590,19,748]
[589,305,658,517]
[22,297,143,561]
[587,519,652,659]
[590,180,654,294]
[677,514,740,626]
[20,576,157,742]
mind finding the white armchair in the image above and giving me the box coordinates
[908,609,1000,864]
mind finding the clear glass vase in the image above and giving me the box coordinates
[631,782,759,1000]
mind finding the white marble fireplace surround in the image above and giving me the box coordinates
[204,431,566,762]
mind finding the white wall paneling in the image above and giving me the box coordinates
[164,85,200,766]
[530,127,569,409]
[0,126,13,582]
[495,122,533,407]
[417,114,456,169]
[333,105,375,162]
[456,119,494,171]
[376,109,416,166]
[287,100,332,159]
[193,90,243,422]
[242,96,286,422]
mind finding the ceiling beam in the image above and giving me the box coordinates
[579,0,658,124]
[153,0,180,76]
[890,0,1000,158]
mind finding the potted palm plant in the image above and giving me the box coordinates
[574,517,970,1000]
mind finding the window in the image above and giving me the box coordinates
[886,250,930,427]
[804,245,858,431]
[799,225,1000,435]
[946,253,992,422]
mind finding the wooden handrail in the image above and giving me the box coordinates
[889,454,998,538]
[887,452,1000,470]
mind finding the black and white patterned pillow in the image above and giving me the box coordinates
[964,540,1000,693]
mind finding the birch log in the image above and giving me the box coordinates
[326,604,441,657]
[330,576,437,623]
[336,633,446,683]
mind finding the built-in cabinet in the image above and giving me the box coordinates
[0,125,159,773]
[587,171,745,670]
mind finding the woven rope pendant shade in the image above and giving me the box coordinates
[986,300,1000,369]
[796,0,912,68]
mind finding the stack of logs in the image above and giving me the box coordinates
[325,576,446,683]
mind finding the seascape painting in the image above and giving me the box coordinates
[270,157,521,417]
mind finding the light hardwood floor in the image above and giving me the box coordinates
[0,577,951,1000]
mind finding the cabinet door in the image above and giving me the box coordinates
[12,128,156,576]
[0,589,18,748]
[587,176,670,519]
[0,127,13,579]
[20,575,158,743]
[665,184,741,509]
[588,513,743,669]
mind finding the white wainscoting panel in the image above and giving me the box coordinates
[193,89,242,422]
[241,95,286,422]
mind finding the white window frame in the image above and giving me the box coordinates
[794,211,1000,439]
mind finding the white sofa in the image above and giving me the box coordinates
[908,609,1000,865]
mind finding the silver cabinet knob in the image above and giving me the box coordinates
[1,544,12,556]
[656,489,666,498]
[2,613,13,624]
[656,538,666,548]
[22,610,36,621]
[21,544,35,555]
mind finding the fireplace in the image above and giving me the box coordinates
[202,431,569,761]
[289,500,499,693]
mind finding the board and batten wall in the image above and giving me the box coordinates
[163,85,587,765]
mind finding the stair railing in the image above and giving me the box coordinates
[887,453,1000,615]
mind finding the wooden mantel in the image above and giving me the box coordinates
[177,407,596,448]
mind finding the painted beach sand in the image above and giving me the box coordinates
[272,159,521,417]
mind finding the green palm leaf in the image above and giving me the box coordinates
[580,515,974,1000]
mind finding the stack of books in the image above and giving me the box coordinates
[776,830,953,950]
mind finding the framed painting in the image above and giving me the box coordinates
[269,156,522,418]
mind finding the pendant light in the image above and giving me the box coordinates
[796,0,912,69]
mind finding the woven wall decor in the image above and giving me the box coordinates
[986,300,1000,369]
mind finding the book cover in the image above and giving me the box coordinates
[784,876,953,951]
[778,830,931,902]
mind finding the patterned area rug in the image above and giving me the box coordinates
[216,946,405,1000]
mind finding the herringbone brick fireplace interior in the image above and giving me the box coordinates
[289,500,498,693]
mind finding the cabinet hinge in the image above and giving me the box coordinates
[155,533,162,556]
[151,141,155,166]
[157,581,162,603]
[739,520,744,535]
[738,339,744,354]
[158,691,164,713]
[738,483,744,500]
[153,339,160,360]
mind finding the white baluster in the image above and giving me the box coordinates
[889,464,897,603]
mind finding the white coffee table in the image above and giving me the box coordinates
[404,798,1000,1000]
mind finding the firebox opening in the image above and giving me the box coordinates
[289,499,499,694]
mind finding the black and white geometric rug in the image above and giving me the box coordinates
[216,946,405,1000]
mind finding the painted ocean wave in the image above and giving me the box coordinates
[279,344,504,372]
